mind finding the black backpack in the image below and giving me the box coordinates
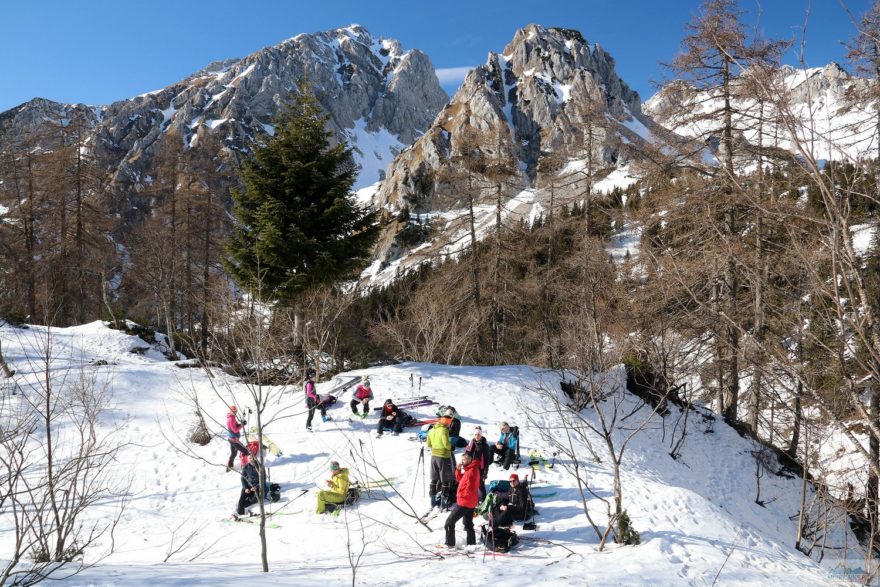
[510,426,521,466]
[481,525,519,553]
[344,486,361,507]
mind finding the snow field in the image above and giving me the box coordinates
[0,322,860,585]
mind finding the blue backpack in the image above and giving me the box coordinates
[487,479,511,494]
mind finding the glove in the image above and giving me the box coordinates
[241,420,247,426]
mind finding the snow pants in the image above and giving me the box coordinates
[429,455,454,508]
[316,490,346,513]
[444,505,476,547]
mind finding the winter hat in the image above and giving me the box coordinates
[329,461,341,472]
[385,398,393,405]
[229,405,238,413]
[509,473,520,482]
[363,380,371,388]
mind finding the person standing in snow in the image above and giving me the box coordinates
[304,371,328,431]
[226,405,248,472]
[443,452,480,550]
[465,426,491,501]
[426,415,455,511]
[350,375,373,419]
[316,461,350,514]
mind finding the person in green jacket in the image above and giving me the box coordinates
[316,461,350,514]
[426,416,455,512]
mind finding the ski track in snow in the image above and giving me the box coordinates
[0,322,860,586]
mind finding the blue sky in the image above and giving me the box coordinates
[0,0,872,113]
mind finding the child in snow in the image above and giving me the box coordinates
[226,405,248,472]
[444,452,480,550]
[350,375,373,418]
[316,461,350,514]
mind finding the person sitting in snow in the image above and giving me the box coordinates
[376,398,404,436]
[316,461,350,514]
[304,370,329,431]
[226,405,248,472]
[492,421,518,470]
[350,375,373,419]
[493,472,533,527]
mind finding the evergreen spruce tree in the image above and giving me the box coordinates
[226,86,378,304]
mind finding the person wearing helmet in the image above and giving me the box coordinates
[351,376,374,419]
[226,405,248,472]
[443,406,467,449]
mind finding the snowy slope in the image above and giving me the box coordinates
[0,322,861,585]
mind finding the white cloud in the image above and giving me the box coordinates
[435,66,473,85]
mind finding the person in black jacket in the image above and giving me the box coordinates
[377,399,404,436]
[465,426,491,501]
[235,452,261,516]
[443,406,468,448]
[492,473,533,527]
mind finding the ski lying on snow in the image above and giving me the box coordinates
[226,515,281,529]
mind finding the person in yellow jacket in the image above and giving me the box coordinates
[316,461,350,514]
[426,416,455,512]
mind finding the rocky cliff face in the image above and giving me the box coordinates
[0,25,448,193]
[375,24,648,213]
[644,62,873,163]
[363,24,650,286]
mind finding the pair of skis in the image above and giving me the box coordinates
[373,396,438,411]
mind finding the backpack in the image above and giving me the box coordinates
[510,426,521,465]
[487,479,511,494]
[344,486,360,507]
[481,525,519,553]
[269,483,281,503]
[476,492,499,517]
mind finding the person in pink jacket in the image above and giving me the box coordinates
[226,405,248,472]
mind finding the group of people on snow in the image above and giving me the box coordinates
[223,369,533,550]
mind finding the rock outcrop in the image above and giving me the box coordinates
[0,25,448,194]
[374,23,649,215]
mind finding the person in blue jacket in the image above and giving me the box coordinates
[492,421,517,470]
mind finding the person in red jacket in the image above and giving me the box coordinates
[443,452,480,549]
